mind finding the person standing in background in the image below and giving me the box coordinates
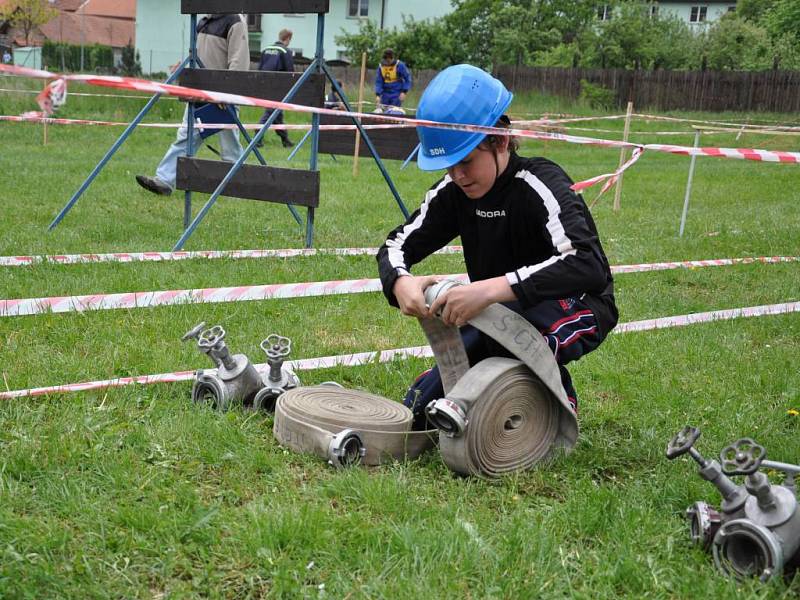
[257,28,295,148]
[135,13,249,196]
[374,48,411,111]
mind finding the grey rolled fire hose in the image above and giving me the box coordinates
[273,385,438,467]
[273,279,577,476]
[421,279,578,477]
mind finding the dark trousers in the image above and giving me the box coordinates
[404,295,611,429]
[258,109,291,144]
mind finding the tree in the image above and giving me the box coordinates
[702,14,773,71]
[737,0,778,22]
[120,40,141,76]
[763,0,800,42]
[0,0,57,46]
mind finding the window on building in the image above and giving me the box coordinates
[348,0,369,18]
[246,14,262,32]
[649,3,659,18]
[728,5,736,11]
[689,6,708,22]
[597,4,612,20]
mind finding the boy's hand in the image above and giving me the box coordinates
[430,277,515,327]
[393,275,441,318]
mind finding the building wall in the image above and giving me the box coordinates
[261,0,452,62]
[135,0,191,75]
[658,2,736,26]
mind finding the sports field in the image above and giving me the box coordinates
[0,78,799,598]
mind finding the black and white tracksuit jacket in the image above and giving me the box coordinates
[377,153,619,336]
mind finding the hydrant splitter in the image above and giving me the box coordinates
[182,323,299,411]
[667,426,800,582]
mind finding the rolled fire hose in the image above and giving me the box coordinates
[273,279,577,475]
[421,279,578,477]
[273,385,438,467]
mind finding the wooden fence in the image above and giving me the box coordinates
[494,65,800,113]
[326,64,800,113]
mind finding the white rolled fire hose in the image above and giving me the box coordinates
[420,279,578,477]
[273,279,577,476]
[273,385,438,467]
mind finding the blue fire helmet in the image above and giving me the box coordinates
[416,64,513,171]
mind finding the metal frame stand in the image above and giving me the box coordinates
[49,11,408,250]
[48,14,296,230]
[173,12,408,250]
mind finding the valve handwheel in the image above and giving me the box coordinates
[720,438,766,475]
[261,334,292,359]
[666,425,701,459]
[198,325,226,349]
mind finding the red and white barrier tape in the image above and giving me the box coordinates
[2,300,798,400]
[0,114,415,131]
[571,147,645,194]
[2,256,797,317]
[0,86,178,100]
[0,245,464,267]
[4,85,794,132]
[3,64,799,193]
[609,255,799,273]
[634,113,800,132]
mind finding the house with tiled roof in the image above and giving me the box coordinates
[0,0,135,58]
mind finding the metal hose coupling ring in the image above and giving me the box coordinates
[713,518,785,582]
[426,397,468,437]
[327,429,366,468]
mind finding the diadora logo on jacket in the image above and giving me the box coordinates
[475,209,506,218]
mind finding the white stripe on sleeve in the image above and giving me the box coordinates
[386,175,451,273]
[511,170,577,281]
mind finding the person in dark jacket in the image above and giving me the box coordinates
[257,28,294,148]
[376,65,618,429]
[135,13,249,196]
[374,48,411,110]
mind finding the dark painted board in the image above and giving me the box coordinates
[182,0,329,14]
[179,69,325,107]
[176,158,320,207]
[317,114,419,161]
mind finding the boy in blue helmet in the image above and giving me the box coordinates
[376,64,618,429]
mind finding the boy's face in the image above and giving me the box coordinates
[445,144,499,199]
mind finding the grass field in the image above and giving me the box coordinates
[1,76,799,598]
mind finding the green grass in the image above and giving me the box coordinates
[1,78,799,598]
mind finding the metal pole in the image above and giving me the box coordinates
[321,62,409,218]
[305,14,326,248]
[401,144,419,170]
[172,58,323,250]
[287,128,312,161]
[48,56,191,230]
[679,130,701,237]
[184,13,198,229]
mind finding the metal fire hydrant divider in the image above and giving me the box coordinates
[667,425,800,582]
[182,322,299,411]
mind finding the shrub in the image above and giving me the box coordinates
[579,79,616,109]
